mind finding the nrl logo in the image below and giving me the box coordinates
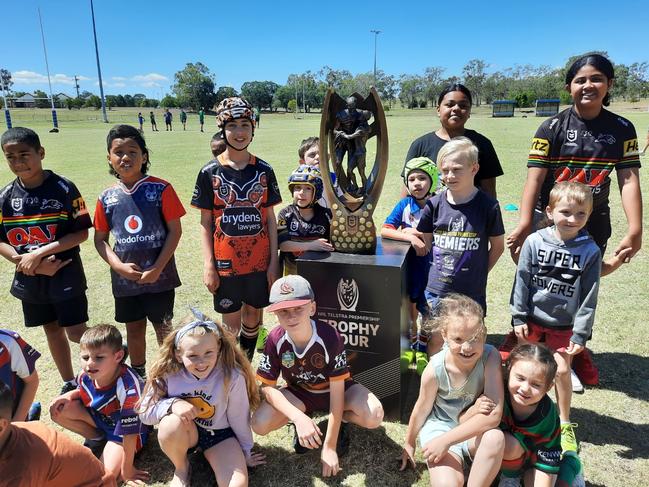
[566,129,578,142]
[337,278,359,311]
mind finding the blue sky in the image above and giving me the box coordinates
[3,0,648,98]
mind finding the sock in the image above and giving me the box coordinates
[240,322,260,361]
[65,379,76,386]
[561,420,571,425]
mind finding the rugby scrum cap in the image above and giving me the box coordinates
[216,97,255,128]
[267,275,315,312]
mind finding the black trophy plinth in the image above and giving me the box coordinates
[297,237,411,421]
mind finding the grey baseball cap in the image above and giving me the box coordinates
[267,275,315,312]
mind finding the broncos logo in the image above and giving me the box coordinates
[184,396,216,419]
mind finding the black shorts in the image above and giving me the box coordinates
[194,426,235,452]
[114,289,175,324]
[22,294,88,327]
[586,205,611,254]
[213,272,269,313]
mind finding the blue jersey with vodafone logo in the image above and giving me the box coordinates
[94,176,185,297]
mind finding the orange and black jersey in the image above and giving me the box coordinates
[529,106,640,210]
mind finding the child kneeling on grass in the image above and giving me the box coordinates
[138,313,265,487]
[49,324,149,484]
[251,275,384,478]
[400,293,504,487]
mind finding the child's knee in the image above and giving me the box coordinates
[481,428,505,452]
[250,408,273,435]
[366,400,384,428]
[158,414,187,441]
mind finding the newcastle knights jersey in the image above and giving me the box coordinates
[191,155,282,276]
[94,176,186,297]
[0,171,92,303]
[529,106,640,210]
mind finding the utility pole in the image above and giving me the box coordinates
[74,75,80,98]
[90,0,108,123]
[370,30,381,85]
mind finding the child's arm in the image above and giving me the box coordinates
[506,167,548,262]
[94,230,142,281]
[510,239,534,340]
[321,379,344,477]
[279,239,334,253]
[615,167,642,260]
[400,363,439,471]
[13,370,38,421]
[0,241,18,264]
[487,234,504,272]
[601,247,633,277]
[139,218,182,284]
[569,252,602,354]
[381,226,428,256]
[119,434,149,483]
[266,206,279,288]
[199,209,219,293]
[420,349,504,465]
[14,228,89,276]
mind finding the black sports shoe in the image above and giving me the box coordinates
[132,364,147,382]
[336,422,351,457]
[292,423,309,454]
[60,381,77,395]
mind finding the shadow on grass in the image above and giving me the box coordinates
[573,407,649,460]
[590,352,649,401]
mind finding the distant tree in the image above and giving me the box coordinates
[399,75,424,108]
[33,89,50,108]
[318,66,354,93]
[84,95,101,109]
[79,90,93,101]
[123,94,135,107]
[287,99,297,113]
[172,62,216,111]
[240,81,279,110]
[105,95,119,108]
[160,95,179,107]
[422,66,445,106]
[377,72,398,107]
[462,59,488,106]
[215,86,238,106]
[273,84,294,110]
[133,93,147,106]
[0,69,12,92]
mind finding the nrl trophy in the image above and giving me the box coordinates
[319,87,388,254]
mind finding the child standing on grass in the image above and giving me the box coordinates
[50,325,149,484]
[191,97,281,361]
[251,275,384,478]
[149,111,158,131]
[510,181,626,455]
[381,156,437,373]
[400,293,504,486]
[417,137,505,356]
[0,328,40,421]
[94,124,185,380]
[138,313,265,487]
[496,344,584,487]
[0,127,91,395]
[137,112,145,132]
[277,166,333,275]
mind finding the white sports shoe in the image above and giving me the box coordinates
[498,477,520,487]
[571,369,584,393]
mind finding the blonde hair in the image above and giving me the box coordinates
[139,315,259,411]
[422,293,486,337]
[548,181,593,213]
[436,136,478,168]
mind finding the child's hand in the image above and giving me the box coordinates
[409,235,428,256]
[399,444,416,471]
[294,414,323,449]
[506,224,531,263]
[138,266,162,284]
[35,255,72,276]
[602,247,632,276]
[421,436,450,465]
[121,464,150,485]
[513,324,529,341]
[246,451,266,467]
[49,392,76,420]
[13,251,44,276]
[203,266,219,294]
[465,395,496,418]
[308,238,335,252]
[321,445,340,477]
[116,262,143,281]
[565,341,584,356]
[171,399,198,424]
[614,232,642,262]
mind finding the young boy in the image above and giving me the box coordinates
[251,275,384,478]
[509,181,625,454]
[191,96,281,360]
[0,328,40,421]
[149,111,158,131]
[163,108,173,131]
[381,157,437,372]
[0,380,116,486]
[278,166,333,275]
[298,136,339,208]
[180,108,187,130]
[0,127,92,394]
[417,137,505,355]
[50,324,149,484]
[94,124,185,379]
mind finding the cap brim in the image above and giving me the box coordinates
[267,299,312,313]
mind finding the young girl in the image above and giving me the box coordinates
[94,124,185,380]
[138,313,264,487]
[497,344,584,487]
[400,293,504,486]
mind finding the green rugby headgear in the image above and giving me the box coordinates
[403,157,438,196]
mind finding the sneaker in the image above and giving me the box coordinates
[415,351,428,376]
[27,402,41,421]
[336,422,351,457]
[60,381,77,395]
[292,423,308,454]
[561,422,579,453]
[497,476,521,487]
[83,437,107,458]
[132,365,147,382]
[400,350,414,373]
[571,369,584,393]
[256,327,269,352]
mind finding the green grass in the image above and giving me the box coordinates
[1,104,648,486]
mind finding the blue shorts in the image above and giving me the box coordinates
[194,426,235,452]
[419,417,472,465]
[88,409,148,451]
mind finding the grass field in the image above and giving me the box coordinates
[1,104,648,486]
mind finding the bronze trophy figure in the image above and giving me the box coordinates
[319,88,388,254]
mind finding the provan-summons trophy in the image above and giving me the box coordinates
[319,87,388,254]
